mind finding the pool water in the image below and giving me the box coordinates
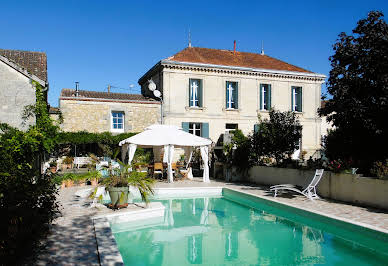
[111,195,388,265]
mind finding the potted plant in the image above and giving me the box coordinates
[101,161,155,209]
[49,161,57,174]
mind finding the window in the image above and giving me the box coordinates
[182,122,209,138]
[226,81,238,109]
[260,84,271,111]
[291,86,302,112]
[111,111,124,132]
[189,123,202,136]
[189,79,203,107]
[226,123,238,132]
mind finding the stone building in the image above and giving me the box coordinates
[59,89,160,133]
[139,46,326,157]
[0,49,48,130]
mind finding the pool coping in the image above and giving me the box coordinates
[93,186,388,266]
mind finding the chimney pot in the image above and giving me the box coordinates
[233,40,236,55]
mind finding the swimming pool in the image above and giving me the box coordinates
[109,189,388,265]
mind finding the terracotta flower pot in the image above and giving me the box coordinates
[65,180,74,187]
[61,181,66,189]
[50,166,57,174]
[91,178,98,186]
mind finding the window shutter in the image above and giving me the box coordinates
[254,124,260,133]
[226,81,229,108]
[202,123,209,138]
[259,85,263,110]
[198,80,203,107]
[268,85,271,110]
[234,82,238,109]
[298,87,302,112]
[188,79,192,107]
[291,87,294,111]
[182,122,189,132]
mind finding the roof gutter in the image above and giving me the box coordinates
[161,59,326,79]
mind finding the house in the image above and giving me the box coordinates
[0,49,48,130]
[138,46,326,157]
[59,87,160,133]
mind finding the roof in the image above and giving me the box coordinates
[0,49,47,82]
[165,47,312,73]
[49,106,61,114]
[60,89,158,103]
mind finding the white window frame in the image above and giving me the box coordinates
[189,79,200,107]
[260,84,269,111]
[189,122,202,137]
[111,111,124,133]
[226,81,237,110]
[292,86,302,112]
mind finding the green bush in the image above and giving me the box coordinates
[0,83,59,264]
[371,160,388,180]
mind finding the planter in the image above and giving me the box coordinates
[91,178,98,186]
[61,181,66,189]
[50,166,57,174]
[65,180,74,187]
[107,187,129,208]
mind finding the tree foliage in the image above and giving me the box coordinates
[251,109,302,165]
[0,82,59,264]
[319,11,388,173]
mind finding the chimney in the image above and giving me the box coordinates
[108,84,111,93]
[75,82,79,97]
[233,40,236,55]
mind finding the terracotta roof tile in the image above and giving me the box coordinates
[0,49,47,82]
[60,89,157,102]
[166,47,312,73]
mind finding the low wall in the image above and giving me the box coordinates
[246,166,388,210]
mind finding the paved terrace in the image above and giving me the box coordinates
[36,178,388,265]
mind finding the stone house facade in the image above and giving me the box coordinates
[0,49,48,130]
[59,89,160,133]
[139,47,326,157]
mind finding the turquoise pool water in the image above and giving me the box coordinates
[111,191,388,265]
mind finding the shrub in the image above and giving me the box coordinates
[0,83,59,264]
[371,160,388,180]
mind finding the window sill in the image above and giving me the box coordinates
[185,106,206,111]
[224,108,240,112]
[257,109,270,113]
[111,129,125,133]
[292,111,304,114]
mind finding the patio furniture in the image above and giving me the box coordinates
[153,162,164,178]
[73,157,92,169]
[270,169,324,200]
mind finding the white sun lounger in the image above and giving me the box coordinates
[270,169,324,200]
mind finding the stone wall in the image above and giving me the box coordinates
[60,99,160,133]
[0,60,36,130]
[246,166,388,210]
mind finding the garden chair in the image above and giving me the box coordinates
[153,162,164,179]
[270,169,324,200]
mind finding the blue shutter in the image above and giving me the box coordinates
[291,87,294,111]
[298,87,302,112]
[189,79,192,107]
[182,122,189,132]
[268,85,271,110]
[198,80,203,107]
[226,81,229,108]
[259,84,263,110]
[234,82,238,109]
[254,124,260,133]
[202,123,209,138]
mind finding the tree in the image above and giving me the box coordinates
[319,11,388,173]
[252,109,302,165]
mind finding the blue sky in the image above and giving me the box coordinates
[1,0,387,106]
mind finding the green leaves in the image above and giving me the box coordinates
[319,11,388,174]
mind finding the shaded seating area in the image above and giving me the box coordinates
[119,125,212,183]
